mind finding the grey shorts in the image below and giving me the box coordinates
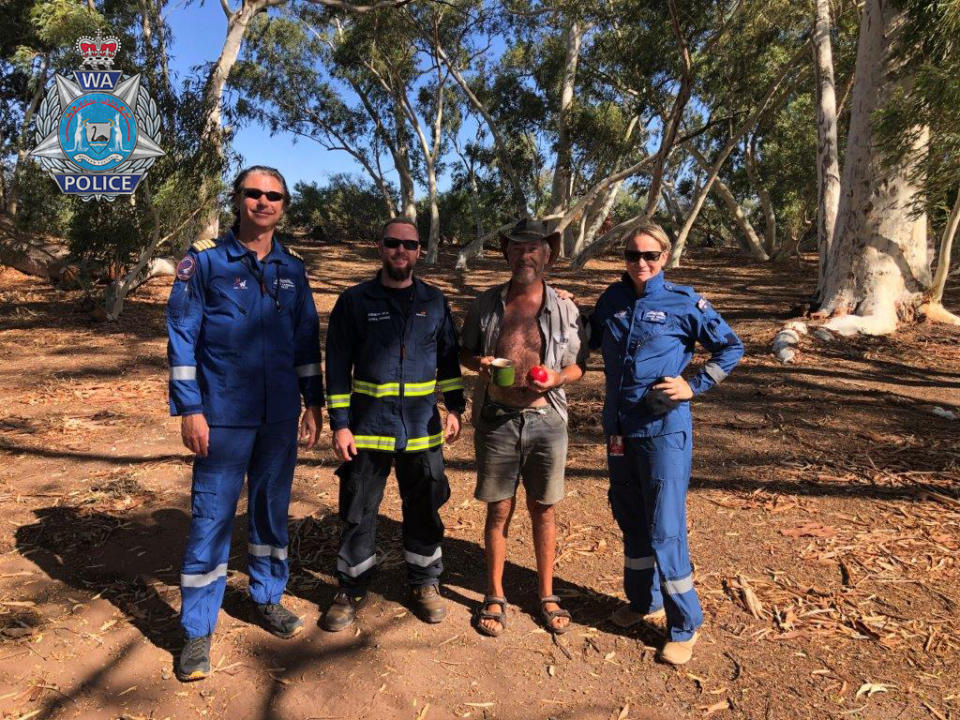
[474,401,569,505]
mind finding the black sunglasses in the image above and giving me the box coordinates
[383,237,421,251]
[242,188,286,202]
[624,249,664,262]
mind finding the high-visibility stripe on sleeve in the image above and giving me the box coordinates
[181,563,228,588]
[404,432,444,453]
[437,378,464,392]
[296,363,321,378]
[170,366,197,381]
[328,393,351,409]
[354,434,397,451]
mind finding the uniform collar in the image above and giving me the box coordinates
[364,270,429,301]
[224,229,288,265]
[619,271,666,298]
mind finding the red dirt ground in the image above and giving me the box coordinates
[0,240,958,720]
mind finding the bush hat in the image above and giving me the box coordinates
[499,218,561,264]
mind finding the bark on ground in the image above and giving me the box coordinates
[0,242,957,720]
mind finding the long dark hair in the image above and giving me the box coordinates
[230,165,291,234]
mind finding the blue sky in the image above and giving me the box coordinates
[166,2,362,189]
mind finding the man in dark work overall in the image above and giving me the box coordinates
[460,219,587,637]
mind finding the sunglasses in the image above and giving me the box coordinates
[242,188,286,202]
[383,237,421,251]
[624,249,664,263]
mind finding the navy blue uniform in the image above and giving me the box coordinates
[326,273,465,590]
[167,230,323,638]
[590,272,743,641]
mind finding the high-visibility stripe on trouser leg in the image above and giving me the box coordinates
[335,450,390,591]
[180,426,256,639]
[640,431,702,642]
[396,446,448,586]
[246,418,299,605]
[607,448,661,615]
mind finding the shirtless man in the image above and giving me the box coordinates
[460,218,586,637]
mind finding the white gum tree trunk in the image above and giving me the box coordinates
[551,21,582,253]
[819,0,931,336]
[813,0,841,299]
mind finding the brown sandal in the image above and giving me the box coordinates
[475,595,507,637]
[540,595,572,635]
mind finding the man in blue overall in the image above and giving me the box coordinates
[167,166,324,680]
[323,217,465,631]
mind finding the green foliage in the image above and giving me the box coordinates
[11,160,74,235]
[287,175,391,243]
[67,193,148,272]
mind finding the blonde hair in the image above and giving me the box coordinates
[622,219,672,254]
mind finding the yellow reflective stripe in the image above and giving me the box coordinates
[404,380,437,397]
[329,393,351,409]
[404,432,444,452]
[354,435,396,451]
[353,380,400,398]
[437,378,464,392]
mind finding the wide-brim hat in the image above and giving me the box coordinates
[499,218,561,265]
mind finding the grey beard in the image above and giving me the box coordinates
[384,262,413,281]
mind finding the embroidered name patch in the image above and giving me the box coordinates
[367,311,391,322]
[176,256,195,281]
[279,278,295,291]
[644,310,667,323]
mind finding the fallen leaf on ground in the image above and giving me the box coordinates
[855,682,894,699]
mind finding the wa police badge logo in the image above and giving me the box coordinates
[30,31,164,201]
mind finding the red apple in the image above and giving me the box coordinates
[527,365,549,384]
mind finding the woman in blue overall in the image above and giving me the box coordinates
[589,220,743,665]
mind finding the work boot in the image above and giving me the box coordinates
[255,602,304,639]
[321,590,366,632]
[410,583,447,623]
[659,631,699,666]
[177,634,212,682]
[610,604,666,629]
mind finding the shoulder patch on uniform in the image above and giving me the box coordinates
[697,295,712,311]
[176,256,196,281]
[283,246,304,262]
[191,239,216,253]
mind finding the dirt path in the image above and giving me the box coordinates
[0,242,957,720]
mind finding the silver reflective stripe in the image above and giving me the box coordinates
[703,362,727,384]
[337,554,377,578]
[663,574,695,595]
[181,563,228,588]
[624,555,656,570]
[296,363,320,378]
[170,365,197,381]
[404,547,442,567]
[248,543,288,560]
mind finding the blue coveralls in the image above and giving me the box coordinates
[325,272,465,591]
[166,231,323,639]
[590,272,743,641]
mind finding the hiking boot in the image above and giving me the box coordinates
[177,634,211,682]
[321,590,366,632]
[410,584,447,623]
[659,631,699,666]
[610,604,666,629]
[255,602,304,639]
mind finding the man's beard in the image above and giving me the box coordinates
[384,261,413,281]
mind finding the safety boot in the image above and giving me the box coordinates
[410,583,447,623]
[321,590,367,632]
[659,631,699,666]
[177,634,212,681]
[255,602,304,639]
